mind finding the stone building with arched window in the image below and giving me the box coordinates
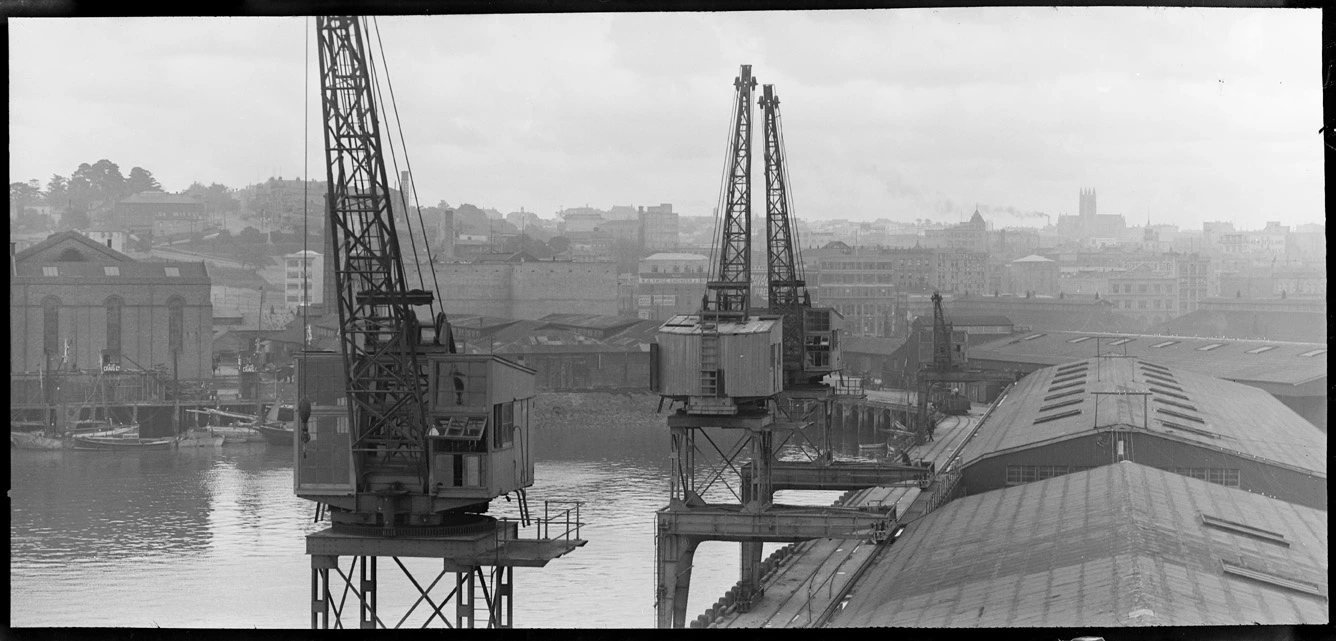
[10,231,212,379]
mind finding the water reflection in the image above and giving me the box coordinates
[12,419,845,628]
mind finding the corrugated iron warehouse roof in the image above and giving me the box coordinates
[832,462,1328,628]
[968,331,1326,394]
[960,356,1326,478]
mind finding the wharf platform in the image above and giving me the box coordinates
[701,402,986,628]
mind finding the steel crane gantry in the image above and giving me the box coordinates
[652,66,889,630]
[294,17,582,629]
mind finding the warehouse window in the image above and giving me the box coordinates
[1067,336,1092,343]
[1005,465,1090,486]
[1038,398,1083,413]
[1051,372,1086,385]
[1297,348,1326,358]
[1154,397,1197,412]
[1157,407,1204,424]
[1196,343,1224,352]
[1244,346,1277,354]
[1149,340,1179,348]
[1171,467,1240,488]
[1150,386,1191,401]
[42,266,59,277]
[105,296,123,357]
[1043,389,1084,402]
[167,296,184,353]
[1158,419,1221,440]
[104,266,120,276]
[165,267,181,277]
[42,296,61,356]
[1109,338,1134,346]
[1033,409,1081,425]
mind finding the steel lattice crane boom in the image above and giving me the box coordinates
[295,18,583,629]
[758,83,841,388]
[703,65,758,320]
[315,15,436,493]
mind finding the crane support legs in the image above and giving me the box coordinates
[310,554,513,629]
[655,533,702,629]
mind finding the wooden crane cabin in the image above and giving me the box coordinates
[293,350,537,514]
[652,314,784,414]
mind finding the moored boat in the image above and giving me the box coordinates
[70,433,176,451]
[209,425,266,444]
[11,431,67,450]
[11,425,139,450]
[177,429,226,448]
[254,423,295,445]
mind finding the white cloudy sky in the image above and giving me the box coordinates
[7,9,1323,230]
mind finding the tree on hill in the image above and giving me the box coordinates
[185,182,240,218]
[127,166,161,194]
[10,180,42,214]
[44,175,68,209]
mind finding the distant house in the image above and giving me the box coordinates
[111,190,204,238]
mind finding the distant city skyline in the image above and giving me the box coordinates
[9,9,1323,230]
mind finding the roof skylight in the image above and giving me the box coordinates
[1201,515,1289,547]
[1220,560,1323,597]
[1196,343,1224,351]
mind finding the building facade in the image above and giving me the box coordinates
[81,228,130,254]
[640,203,679,251]
[1002,254,1059,296]
[110,191,205,238]
[282,250,324,309]
[10,232,213,379]
[431,258,619,320]
[932,247,988,295]
[636,253,708,320]
[814,248,933,337]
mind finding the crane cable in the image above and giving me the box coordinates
[774,100,807,283]
[363,17,444,326]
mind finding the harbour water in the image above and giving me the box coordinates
[10,415,842,628]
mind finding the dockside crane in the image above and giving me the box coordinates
[913,291,1014,438]
[652,66,891,629]
[702,65,758,323]
[294,17,582,629]
[757,83,841,389]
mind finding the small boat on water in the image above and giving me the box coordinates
[12,425,139,450]
[254,422,295,446]
[11,431,67,450]
[70,432,177,451]
[186,408,282,444]
[177,429,226,448]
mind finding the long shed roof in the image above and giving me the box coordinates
[832,462,1329,627]
[969,330,1327,391]
[959,357,1325,477]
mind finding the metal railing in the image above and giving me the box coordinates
[494,500,584,543]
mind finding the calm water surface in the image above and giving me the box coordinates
[10,423,842,628]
